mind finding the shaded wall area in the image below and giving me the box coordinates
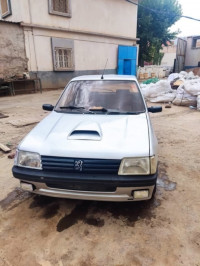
[185,37,200,69]
[30,69,116,89]
[0,21,28,79]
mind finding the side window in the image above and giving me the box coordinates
[49,0,71,17]
[192,37,200,49]
[0,0,12,18]
[52,38,75,71]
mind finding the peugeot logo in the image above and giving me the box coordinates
[74,160,83,171]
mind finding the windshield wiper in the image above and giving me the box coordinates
[60,105,85,110]
[89,107,108,112]
[89,107,143,115]
[121,111,144,115]
[59,105,94,114]
[59,106,143,115]
[107,110,144,115]
[89,107,121,113]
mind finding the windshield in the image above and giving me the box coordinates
[55,80,146,114]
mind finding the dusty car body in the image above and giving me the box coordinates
[12,75,162,201]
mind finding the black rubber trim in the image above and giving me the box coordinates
[12,166,157,187]
[46,182,117,192]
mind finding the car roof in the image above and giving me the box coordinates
[70,75,138,82]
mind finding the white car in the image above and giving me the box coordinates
[13,75,162,201]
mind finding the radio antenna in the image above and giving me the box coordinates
[101,59,108,80]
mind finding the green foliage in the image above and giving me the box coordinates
[153,51,164,65]
[137,0,182,66]
[142,78,159,84]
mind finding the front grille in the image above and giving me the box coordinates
[46,182,116,192]
[41,156,121,174]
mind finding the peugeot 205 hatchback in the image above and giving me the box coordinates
[13,75,162,201]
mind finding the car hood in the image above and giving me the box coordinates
[19,111,150,159]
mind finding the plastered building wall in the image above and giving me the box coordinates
[2,0,138,88]
[0,22,28,79]
[5,0,138,39]
[161,45,176,67]
[185,37,200,68]
[24,28,134,88]
[25,28,135,72]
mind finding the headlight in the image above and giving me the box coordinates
[14,150,42,170]
[118,156,157,175]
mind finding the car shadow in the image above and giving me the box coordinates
[28,194,161,232]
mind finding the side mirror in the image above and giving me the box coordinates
[148,106,162,113]
[42,104,54,111]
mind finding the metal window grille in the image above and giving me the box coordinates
[55,48,72,69]
[52,0,68,13]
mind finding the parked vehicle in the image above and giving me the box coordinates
[13,75,162,201]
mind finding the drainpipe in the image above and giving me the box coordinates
[28,0,39,77]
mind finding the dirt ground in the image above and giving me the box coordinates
[0,91,200,266]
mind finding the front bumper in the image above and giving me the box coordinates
[12,166,157,202]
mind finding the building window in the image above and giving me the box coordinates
[52,38,75,71]
[0,0,12,18]
[49,0,71,17]
[192,37,200,49]
[55,48,74,70]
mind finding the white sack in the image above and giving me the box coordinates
[187,71,196,79]
[173,85,197,106]
[149,92,176,103]
[168,73,179,83]
[168,71,198,83]
[140,84,148,97]
[179,71,198,79]
[141,80,172,99]
[179,71,188,78]
[184,79,200,96]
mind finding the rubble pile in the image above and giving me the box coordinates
[140,81,176,103]
[140,71,200,109]
[168,71,200,83]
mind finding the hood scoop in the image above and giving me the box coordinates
[68,121,102,141]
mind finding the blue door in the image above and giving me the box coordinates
[124,60,132,75]
[118,46,137,76]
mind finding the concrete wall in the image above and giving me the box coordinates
[161,45,176,67]
[4,0,138,39]
[185,37,200,69]
[2,0,138,88]
[0,22,28,79]
[25,27,135,88]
